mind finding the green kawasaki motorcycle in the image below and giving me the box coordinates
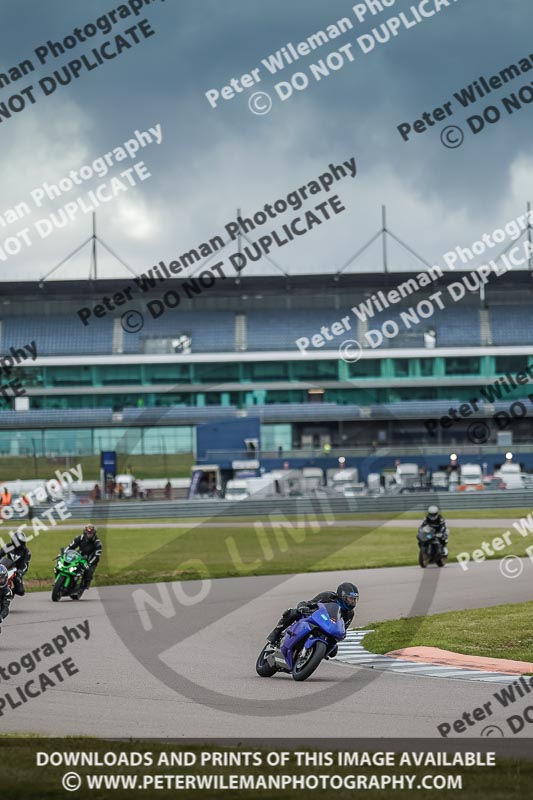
[52,548,88,602]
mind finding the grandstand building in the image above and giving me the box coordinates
[1,268,533,458]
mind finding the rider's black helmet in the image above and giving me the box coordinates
[12,531,27,547]
[83,524,97,539]
[336,582,359,611]
[427,505,440,521]
[0,565,8,588]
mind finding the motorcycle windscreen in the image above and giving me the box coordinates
[0,556,15,569]
[311,602,345,637]
[322,602,342,620]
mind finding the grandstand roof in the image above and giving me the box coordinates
[2,269,532,304]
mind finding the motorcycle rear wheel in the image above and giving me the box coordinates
[292,640,327,682]
[256,644,278,677]
[52,575,66,602]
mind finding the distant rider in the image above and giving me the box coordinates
[420,504,449,556]
[65,524,102,590]
[0,531,31,596]
[0,565,13,634]
[266,582,359,657]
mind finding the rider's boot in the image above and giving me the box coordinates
[266,625,284,646]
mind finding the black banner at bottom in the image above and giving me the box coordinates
[3,737,533,799]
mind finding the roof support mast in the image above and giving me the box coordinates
[335,206,433,279]
[527,200,533,274]
[90,212,97,282]
[38,212,137,286]
[382,204,388,274]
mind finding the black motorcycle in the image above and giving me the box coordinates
[417,524,447,568]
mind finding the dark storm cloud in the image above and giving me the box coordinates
[0,0,532,278]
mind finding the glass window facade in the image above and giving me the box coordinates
[444,357,480,376]
[11,354,533,413]
[0,427,193,457]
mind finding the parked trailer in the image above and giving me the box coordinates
[458,463,484,491]
[224,476,276,500]
[302,467,324,492]
[394,463,419,490]
[495,463,525,489]
[268,469,303,496]
[327,467,359,493]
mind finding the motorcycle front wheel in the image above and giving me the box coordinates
[292,640,327,682]
[51,575,66,602]
[418,546,429,568]
[256,644,278,677]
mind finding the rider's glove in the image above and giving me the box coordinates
[297,602,317,615]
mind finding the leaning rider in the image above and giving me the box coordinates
[421,504,449,556]
[65,524,102,590]
[0,531,31,596]
[0,564,13,634]
[266,582,359,655]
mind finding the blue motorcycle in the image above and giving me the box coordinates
[256,602,346,682]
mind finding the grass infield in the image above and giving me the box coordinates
[19,517,533,590]
[363,601,533,663]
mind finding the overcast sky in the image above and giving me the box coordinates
[0,0,532,281]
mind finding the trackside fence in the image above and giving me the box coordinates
[36,490,533,520]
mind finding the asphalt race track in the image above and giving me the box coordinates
[0,558,531,739]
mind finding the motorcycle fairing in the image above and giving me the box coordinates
[280,602,345,670]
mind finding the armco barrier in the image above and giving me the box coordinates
[34,489,533,520]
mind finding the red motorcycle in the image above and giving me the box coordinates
[0,557,17,594]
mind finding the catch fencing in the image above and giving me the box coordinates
[32,489,533,520]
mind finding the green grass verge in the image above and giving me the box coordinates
[1,738,532,800]
[363,601,533,663]
[21,522,533,590]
